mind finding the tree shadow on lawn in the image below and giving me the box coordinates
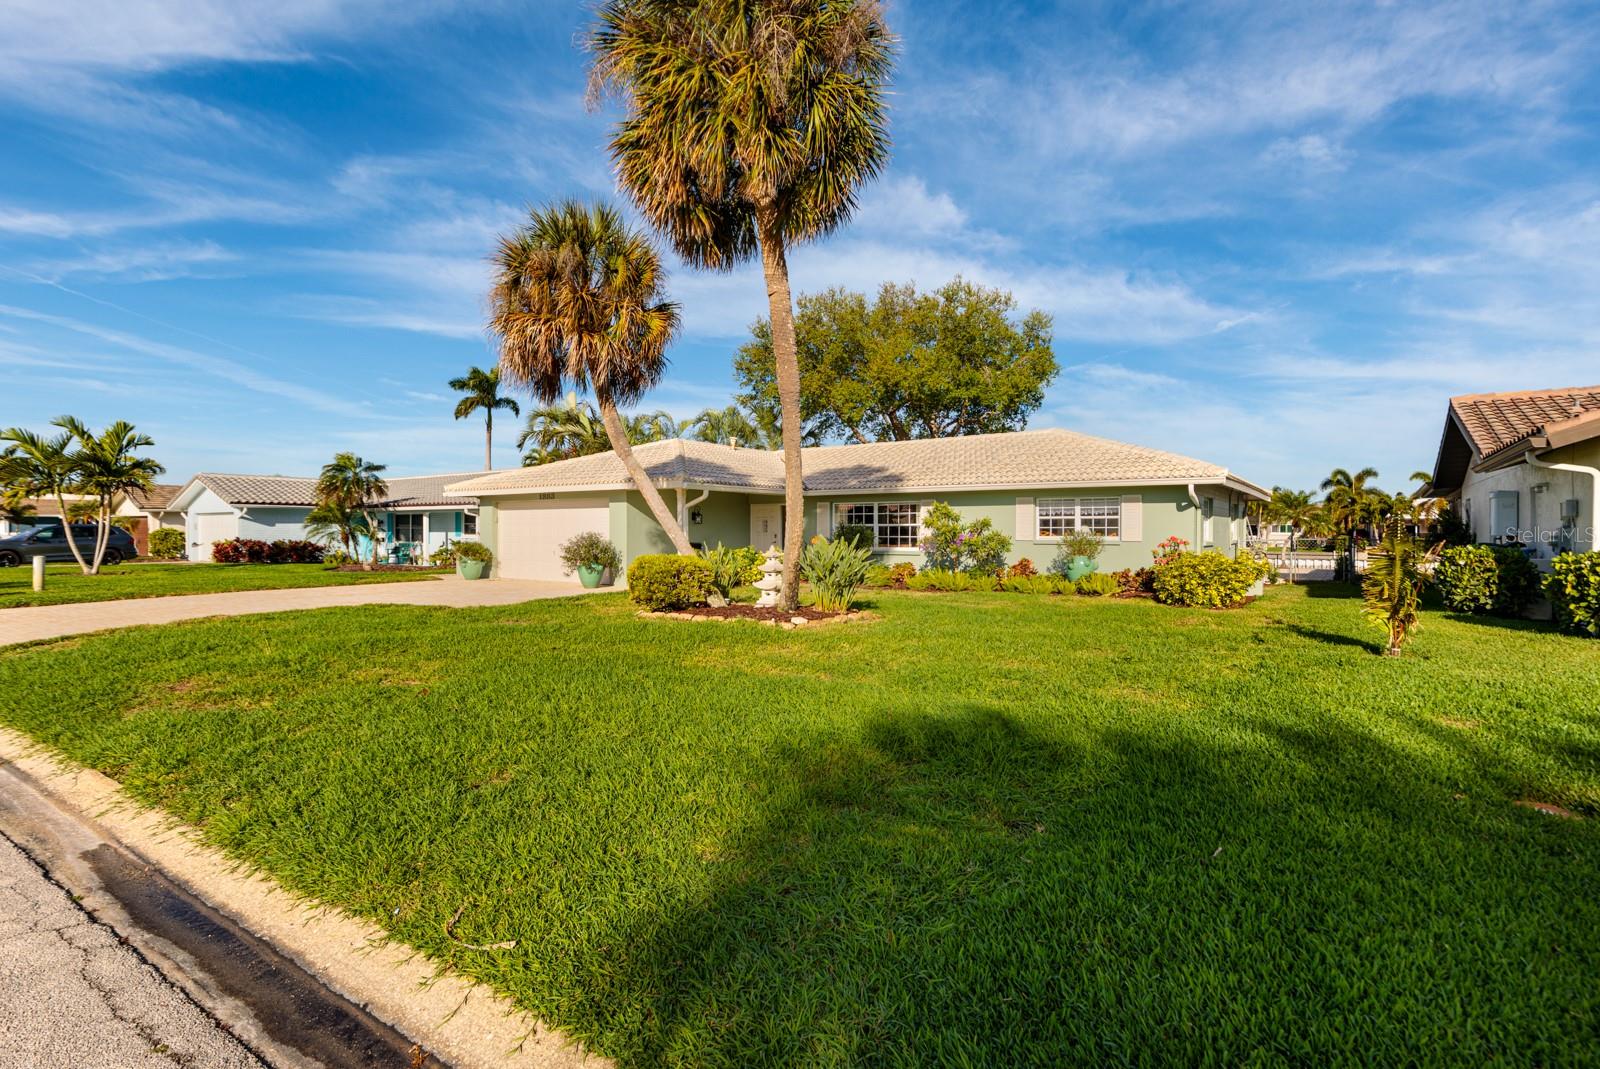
[580,705,1600,1067]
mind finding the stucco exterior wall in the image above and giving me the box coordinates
[236,507,313,544]
[1457,440,1600,564]
[183,487,237,560]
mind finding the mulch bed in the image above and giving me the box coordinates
[642,604,872,628]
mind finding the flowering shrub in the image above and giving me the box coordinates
[1152,552,1265,608]
[919,501,1012,575]
[1546,551,1600,636]
[1152,536,1189,567]
[211,538,271,563]
[267,540,324,563]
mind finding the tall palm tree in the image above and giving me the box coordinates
[0,426,91,573]
[1320,467,1381,538]
[689,405,764,447]
[315,453,388,567]
[1262,487,1325,584]
[59,417,164,574]
[591,0,895,609]
[449,366,521,470]
[489,200,694,556]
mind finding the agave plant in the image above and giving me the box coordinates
[1361,516,1438,656]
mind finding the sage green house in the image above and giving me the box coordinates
[446,429,1267,581]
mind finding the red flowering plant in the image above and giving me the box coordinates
[1152,536,1190,568]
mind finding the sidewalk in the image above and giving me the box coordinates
[0,577,592,646]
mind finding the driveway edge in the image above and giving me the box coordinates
[0,726,605,1069]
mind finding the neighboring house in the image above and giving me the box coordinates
[165,472,484,561]
[1426,385,1600,565]
[444,428,1267,581]
[0,498,61,538]
[111,483,184,556]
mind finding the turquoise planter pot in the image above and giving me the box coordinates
[578,563,605,588]
[458,559,486,580]
[1065,557,1098,581]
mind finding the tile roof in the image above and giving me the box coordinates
[1449,385,1600,459]
[123,483,183,510]
[445,428,1264,497]
[184,472,483,508]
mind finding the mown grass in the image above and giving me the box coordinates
[0,562,443,607]
[2,585,1597,1066]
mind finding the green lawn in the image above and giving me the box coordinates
[0,562,445,607]
[2,586,1597,1066]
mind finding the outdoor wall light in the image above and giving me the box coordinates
[691,508,704,524]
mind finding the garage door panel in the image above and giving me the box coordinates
[194,513,232,561]
[497,498,609,581]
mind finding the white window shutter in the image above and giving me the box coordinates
[817,502,832,538]
[919,499,934,536]
[1015,497,1035,541]
[1121,494,1142,542]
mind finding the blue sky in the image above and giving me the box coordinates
[3,1,1598,493]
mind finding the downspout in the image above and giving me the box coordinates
[682,487,710,535]
[1525,451,1600,552]
[1186,483,1201,549]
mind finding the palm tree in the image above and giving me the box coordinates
[1262,487,1325,584]
[0,426,91,573]
[591,0,895,609]
[689,405,765,447]
[59,417,165,574]
[1363,516,1437,656]
[518,397,611,464]
[489,200,694,556]
[627,410,680,443]
[305,499,370,559]
[449,366,521,470]
[315,453,388,568]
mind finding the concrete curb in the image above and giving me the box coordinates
[0,727,606,1069]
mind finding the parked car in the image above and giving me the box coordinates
[0,522,137,567]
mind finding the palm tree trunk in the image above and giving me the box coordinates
[598,401,695,556]
[363,508,379,569]
[91,498,112,574]
[756,207,805,612]
[54,491,92,575]
[485,411,493,471]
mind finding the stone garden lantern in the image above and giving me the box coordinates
[754,543,784,607]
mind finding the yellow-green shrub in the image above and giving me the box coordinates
[1152,552,1263,608]
[1546,551,1600,636]
[627,554,714,611]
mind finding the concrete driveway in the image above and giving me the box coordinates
[0,578,595,647]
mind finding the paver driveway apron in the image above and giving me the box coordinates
[0,578,590,646]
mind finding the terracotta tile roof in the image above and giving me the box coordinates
[124,483,183,510]
[1450,385,1600,459]
[446,429,1265,497]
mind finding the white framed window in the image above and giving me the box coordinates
[392,514,423,542]
[838,502,922,549]
[1036,497,1121,540]
[462,512,477,535]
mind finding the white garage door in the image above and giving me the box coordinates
[496,497,610,581]
[193,513,233,561]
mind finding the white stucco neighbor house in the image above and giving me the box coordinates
[443,428,1268,582]
[110,483,185,556]
[165,472,487,561]
[1425,385,1600,566]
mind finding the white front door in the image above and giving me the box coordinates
[750,503,782,550]
[193,513,233,561]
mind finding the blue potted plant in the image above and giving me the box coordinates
[559,531,621,589]
[1053,531,1103,582]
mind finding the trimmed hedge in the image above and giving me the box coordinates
[147,527,186,559]
[627,554,715,612]
[209,538,325,564]
[1433,544,1540,616]
[1546,551,1600,636]
[1152,552,1269,609]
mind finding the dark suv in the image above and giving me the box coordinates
[0,521,138,567]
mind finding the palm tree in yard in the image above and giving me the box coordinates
[489,200,695,556]
[60,418,165,574]
[0,425,92,573]
[627,410,681,443]
[1262,487,1324,584]
[1363,516,1436,656]
[305,499,370,560]
[449,366,520,470]
[316,453,388,568]
[590,0,895,609]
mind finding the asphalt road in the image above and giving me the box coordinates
[0,831,265,1069]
